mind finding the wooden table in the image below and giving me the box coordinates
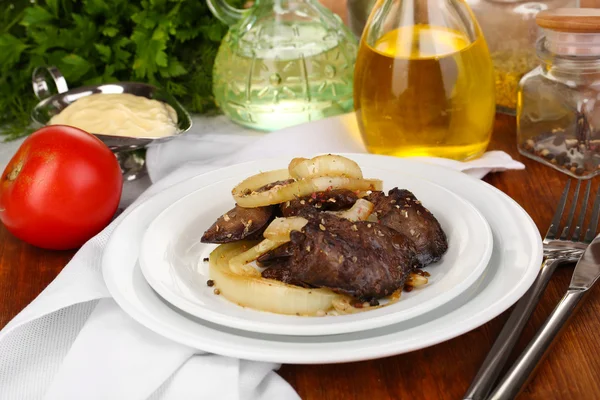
[3,5,600,400]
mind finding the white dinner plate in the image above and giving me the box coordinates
[139,167,493,336]
[102,154,542,364]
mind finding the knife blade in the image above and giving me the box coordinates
[569,233,600,290]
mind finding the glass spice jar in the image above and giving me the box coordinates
[517,9,600,179]
[468,0,576,115]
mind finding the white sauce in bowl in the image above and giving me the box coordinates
[49,93,179,138]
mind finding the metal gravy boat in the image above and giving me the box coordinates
[31,66,193,179]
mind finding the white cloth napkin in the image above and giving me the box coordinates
[0,113,524,400]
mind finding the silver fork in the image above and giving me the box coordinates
[464,179,600,400]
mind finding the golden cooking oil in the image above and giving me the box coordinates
[354,25,496,160]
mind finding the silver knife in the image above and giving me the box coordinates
[488,233,600,400]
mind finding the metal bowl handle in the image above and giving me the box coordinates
[32,66,69,100]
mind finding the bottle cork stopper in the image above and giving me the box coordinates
[537,8,600,33]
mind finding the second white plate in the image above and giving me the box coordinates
[139,164,493,336]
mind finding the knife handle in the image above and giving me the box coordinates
[463,258,561,400]
[488,288,588,400]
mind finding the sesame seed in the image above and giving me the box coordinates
[223,214,230,222]
[300,200,306,205]
[395,205,400,209]
[377,230,385,237]
[321,218,325,225]
[327,198,336,203]
[338,255,345,263]
[352,256,358,262]
[391,200,396,204]
[367,224,372,228]
[417,210,421,215]
[351,225,358,231]
[215,225,220,232]
[403,210,408,218]
[226,233,233,238]
[409,229,415,236]
[319,224,326,231]
[415,200,421,204]
[306,245,311,252]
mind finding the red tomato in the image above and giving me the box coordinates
[0,126,122,250]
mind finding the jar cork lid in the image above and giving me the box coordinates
[536,8,600,33]
[537,9,600,56]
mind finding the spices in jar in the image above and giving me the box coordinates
[468,0,577,115]
[517,9,600,179]
[492,51,538,112]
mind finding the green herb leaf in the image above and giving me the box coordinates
[21,7,54,27]
[59,53,93,82]
[0,34,27,67]
[102,27,119,37]
[95,44,112,62]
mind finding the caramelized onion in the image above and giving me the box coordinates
[210,242,345,316]
[289,155,363,180]
[233,175,382,208]
[228,239,285,276]
[406,273,428,287]
[263,217,308,241]
[328,199,374,221]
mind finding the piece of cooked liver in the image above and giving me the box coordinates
[367,188,448,266]
[260,212,418,300]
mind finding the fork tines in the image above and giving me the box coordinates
[546,180,600,244]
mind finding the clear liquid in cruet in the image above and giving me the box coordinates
[208,0,358,131]
[354,0,496,160]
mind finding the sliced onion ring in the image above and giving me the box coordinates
[263,217,308,242]
[328,199,374,221]
[233,175,382,208]
[228,238,285,276]
[210,242,345,316]
[406,273,428,287]
[289,155,363,180]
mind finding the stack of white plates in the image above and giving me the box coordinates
[102,154,542,364]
